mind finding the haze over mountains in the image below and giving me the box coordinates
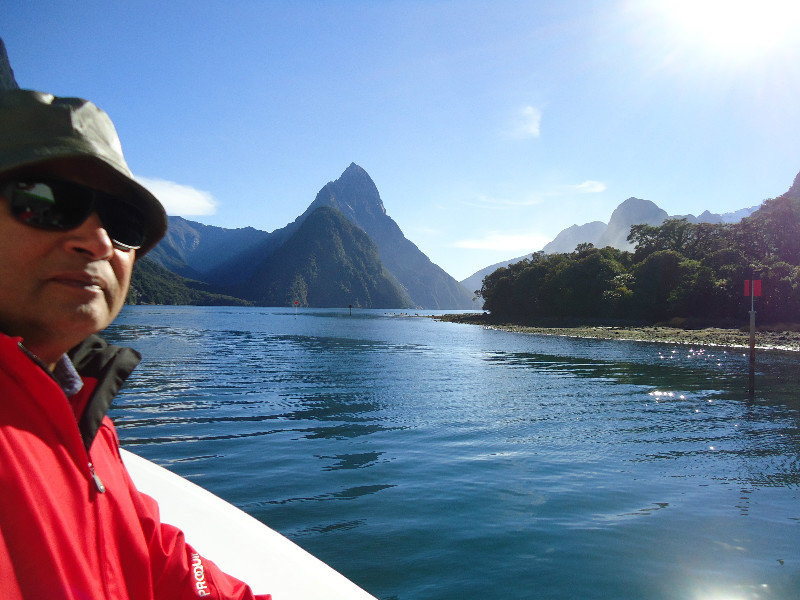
[460,195,763,295]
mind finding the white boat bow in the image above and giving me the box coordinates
[121,449,377,600]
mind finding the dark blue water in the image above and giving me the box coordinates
[105,306,800,600]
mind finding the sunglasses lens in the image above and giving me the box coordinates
[5,179,148,250]
[8,180,92,231]
[96,199,147,250]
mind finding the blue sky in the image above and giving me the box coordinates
[4,1,800,280]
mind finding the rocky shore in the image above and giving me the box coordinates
[432,313,800,352]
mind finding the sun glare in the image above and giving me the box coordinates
[660,0,800,60]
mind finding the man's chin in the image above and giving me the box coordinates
[52,301,118,343]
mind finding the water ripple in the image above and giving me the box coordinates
[105,307,800,600]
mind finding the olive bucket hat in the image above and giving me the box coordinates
[0,89,167,257]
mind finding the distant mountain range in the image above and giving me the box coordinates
[4,38,795,310]
[147,217,272,282]
[460,195,766,295]
[140,164,474,309]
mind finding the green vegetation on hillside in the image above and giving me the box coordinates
[479,195,800,326]
[233,205,414,308]
[127,258,252,306]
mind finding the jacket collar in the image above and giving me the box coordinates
[68,334,141,449]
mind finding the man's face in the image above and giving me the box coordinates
[0,188,135,364]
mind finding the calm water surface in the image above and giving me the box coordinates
[105,306,800,600]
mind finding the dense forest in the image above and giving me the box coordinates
[478,194,800,327]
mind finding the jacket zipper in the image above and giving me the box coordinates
[88,461,106,493]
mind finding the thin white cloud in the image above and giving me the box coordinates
[135,176,218,216]
[570,180,607,194]
[453,231,550,252]
[459,176,605,217]
[506,105,542,139]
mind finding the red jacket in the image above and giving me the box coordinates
[0,332,271,599]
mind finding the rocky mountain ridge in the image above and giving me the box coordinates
[148,216,272,281]
[147,164,474,309]
[302,163,473,308]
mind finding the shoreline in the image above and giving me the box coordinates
[431,313,800,352]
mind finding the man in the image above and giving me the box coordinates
[0,89,271,599]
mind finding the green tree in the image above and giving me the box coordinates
[554,251,626,317]
[629,218,692,261]
[631,250,684,321]
[666,260,722,320]
[759,261,800,323]
[736,196,800,265]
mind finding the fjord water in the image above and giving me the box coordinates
[106,306,800,600]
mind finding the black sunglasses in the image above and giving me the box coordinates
[0,178,148,250]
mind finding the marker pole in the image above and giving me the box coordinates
[748,279,755,398]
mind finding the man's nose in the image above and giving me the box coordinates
[63,212,115,259]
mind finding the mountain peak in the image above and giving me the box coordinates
[597,197,668,249]
[303,164,473,308]
[311,164,387,221]
[611,197,667,221]
[344,162,365,174]
[337,163,380,197]
[618,196,658,208]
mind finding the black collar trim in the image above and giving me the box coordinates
[68,334,141,450]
